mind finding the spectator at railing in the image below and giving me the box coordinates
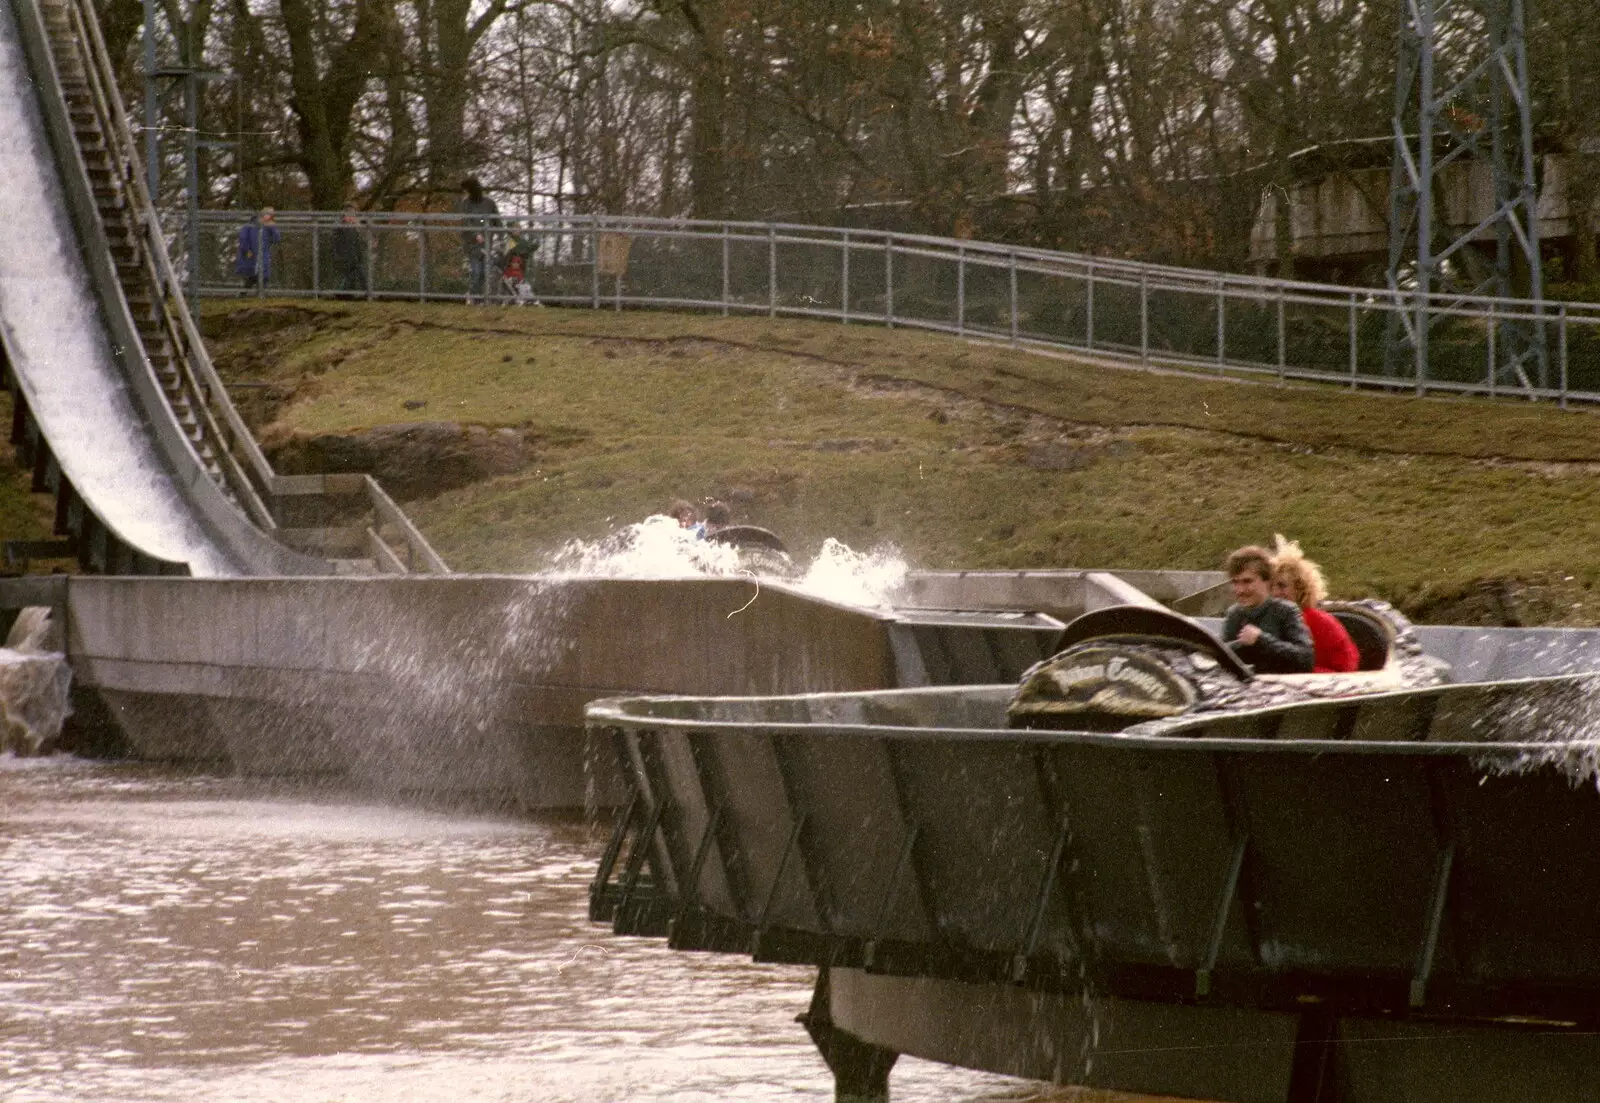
[234,207,279,292]
[332,205,369,297]
[456,178,499,302]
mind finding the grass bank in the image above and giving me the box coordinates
[184,298,1600,626]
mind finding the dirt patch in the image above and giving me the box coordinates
[265,421,570,500]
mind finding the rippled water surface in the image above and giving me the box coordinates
[0,757,1054,1102]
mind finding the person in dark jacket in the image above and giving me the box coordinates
[455,177,499,301]
[1221,544,1314,674]
[235,207,280,291]
[331,205,368,297]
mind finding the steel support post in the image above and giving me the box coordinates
[800,967,898,1103]
[590,224,600,309]
[1385,0,1546,391]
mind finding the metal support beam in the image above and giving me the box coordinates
[1411,842,1456,1007]
[1196,834,1249,999]
[800,967,899,1103]
[1386,0,1547,391]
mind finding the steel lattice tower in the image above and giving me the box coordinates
[1385,0,1546,391]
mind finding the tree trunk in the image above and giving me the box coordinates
[278,0,389,209]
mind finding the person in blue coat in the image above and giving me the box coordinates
[235,207,281,291]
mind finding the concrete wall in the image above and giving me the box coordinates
[63,574,901,807]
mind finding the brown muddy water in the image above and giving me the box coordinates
[0,756,1066,1102]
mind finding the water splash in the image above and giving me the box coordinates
[793,537,909,609]
[1464,674,1600,789]
[541,516,747,579]
[536,516,910,610]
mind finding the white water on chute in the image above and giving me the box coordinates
[0,3,227,575]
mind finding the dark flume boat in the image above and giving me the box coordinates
[589,602,1600,1103]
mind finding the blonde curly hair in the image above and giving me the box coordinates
[1270,534,1328,607]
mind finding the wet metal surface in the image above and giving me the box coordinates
[0,757,1044,1102]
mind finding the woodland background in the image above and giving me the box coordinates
[99,0,1600,280]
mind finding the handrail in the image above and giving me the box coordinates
[190,206,1600,406]
[63,0,279,507]
[364,476,451,574]
[199,208,1600,320]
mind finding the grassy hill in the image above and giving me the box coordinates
[11,298,1600,627]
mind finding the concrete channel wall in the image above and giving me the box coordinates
[2,573,1062,809]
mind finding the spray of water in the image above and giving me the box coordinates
[170,520,912,806]
[535,515,911,610]
[1463,674,1600,790]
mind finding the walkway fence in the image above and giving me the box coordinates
[190,210,1600,407]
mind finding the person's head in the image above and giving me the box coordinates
[704,500,731,529]
[1224,545,1274,609]
[258,206,276,225]
[667,499,697,528]
[341,204,358,224]
[1269,534,1328,608]
[461,177,484,202]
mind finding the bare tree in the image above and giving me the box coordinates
[278,0,392,208]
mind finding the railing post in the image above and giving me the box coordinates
[1415,293,1428,397]
[1216,280,1226,372]
[721,224,730,317]
[956,243,966,336]
[365,222,373,301]
[1487,303,1497,398]
[841,231,850,324]
[768,224,777,318]
[1085,261,1095,350]
[420,223,429,302]
[1348,292,1358,390]
[1140,270,1149,368]
[591,221,601,310]
[1008,250,1018,343]
[885,235,894,329]
[312,223,320,299]
[1276,287,1286,384]
[1559,303,1569,409]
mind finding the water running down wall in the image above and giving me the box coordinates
[0,1,229,574]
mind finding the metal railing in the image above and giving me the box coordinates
[190,210,1600,407]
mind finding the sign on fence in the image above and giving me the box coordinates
[597,233,632,278]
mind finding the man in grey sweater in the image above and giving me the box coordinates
[1221,545,1314,674]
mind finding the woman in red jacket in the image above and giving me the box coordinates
[1270,536,1360,674]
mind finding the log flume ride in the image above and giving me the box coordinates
[590,603,1600,1103]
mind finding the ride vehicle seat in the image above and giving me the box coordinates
[1326,605,1392,672]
